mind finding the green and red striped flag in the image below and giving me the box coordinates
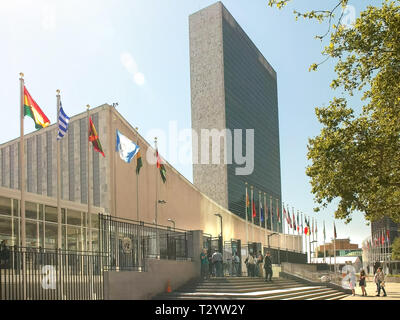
[23,86,50,129]
[89,116,105,157]
[156,149,166,183]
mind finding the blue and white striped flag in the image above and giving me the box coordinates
[116,129,140,163]
[57,102,70,140]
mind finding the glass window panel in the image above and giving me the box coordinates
[45,223,57,249]
[67,209,81,226]
[26,201,38,220]
[67,226,82,251]
[13,199,19,217]
[12,217,20,246]
[45,205,57,223]
[38,204,44,220]
[92,230,99,252]
[91,214,99,229]
[62,208,66,224]
[0,216,12,244]
[26,220,38,248]
[0,196,11,216]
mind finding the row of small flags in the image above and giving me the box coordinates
[365,230,391,249]
[244,184,338,238]
[23,82,166,183]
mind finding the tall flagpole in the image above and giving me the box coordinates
[245,182,249,246]
[135,127,139,221]
[87,105,92,252]
[19,73,26,248]
[259,191,262,228]
[323,221,326,264]
[264,193,267,248]
[154,137,160,259]
[56,90,62,250]
[334,221,337,274]
[251,186,254,242]
[269,195,273,232]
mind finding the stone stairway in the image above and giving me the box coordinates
[154,277,348,300]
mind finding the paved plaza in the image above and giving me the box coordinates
[343,280,400,300]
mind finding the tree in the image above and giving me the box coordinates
[268,0,400,223]
[392,237,400,261]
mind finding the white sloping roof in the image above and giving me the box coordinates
[311,256,360,265]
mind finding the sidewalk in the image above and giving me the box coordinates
[342,280,400,300]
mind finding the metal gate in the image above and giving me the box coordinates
[223,239,242,276]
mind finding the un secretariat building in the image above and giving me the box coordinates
[0,2,291,253]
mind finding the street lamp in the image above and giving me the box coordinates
[310,240,317,264]
[167,218,175,231]
[215,214,223,252]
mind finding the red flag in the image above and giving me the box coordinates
[386,230,390,242]
[89,117,105,157]
[252,192,256,218]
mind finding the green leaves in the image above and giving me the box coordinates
[269,0,400,223]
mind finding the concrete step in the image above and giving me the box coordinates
[158,286,326,300]
[154,277,349,301]
[181,283,305,294]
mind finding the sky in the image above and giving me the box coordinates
[0,0,381,247]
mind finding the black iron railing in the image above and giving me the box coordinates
[0,246,105,300]
[99,214,191,271]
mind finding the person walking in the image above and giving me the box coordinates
[264,251,273,282]
[232,251,240,276]
[359,269,367,296]
[245,253,255,277]
[200,248,209,280]
[256,251,264,278]
[212,250,223,277]
[375,267,387,297]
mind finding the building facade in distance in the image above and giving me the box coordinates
[189,2,282,232]
[315,238,360,258]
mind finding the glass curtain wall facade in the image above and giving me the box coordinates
[222,11,282,232]
[0,195,99,251]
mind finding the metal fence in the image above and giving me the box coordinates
[0,246,105,300]
[99,214,190,271]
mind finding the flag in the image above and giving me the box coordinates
[381,232,385,245]
[136,149,143,175]
[297,212,300,232]
[115,130,140,163]
[386,230,390,243]
[288,207,292,228]
[283,207,289,225]
[277,201,281,223]
[89,116,105,157]
[292,212,296,231]
[252,195,256,219]
[57,102,70,140]
[246,188,251,219]
[260,200,264,223]
[156,149,167,183]
[333,221,337,239]
[23,86,50,129]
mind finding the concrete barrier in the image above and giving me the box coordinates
[104,259,200,300]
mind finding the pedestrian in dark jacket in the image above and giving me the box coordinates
[264,251,273,282]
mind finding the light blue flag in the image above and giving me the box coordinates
[116,130,140,163]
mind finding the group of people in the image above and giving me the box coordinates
[244,251,273,282]
[200,248,240,279]
[348,266,387,297]
[200,248,271,280]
